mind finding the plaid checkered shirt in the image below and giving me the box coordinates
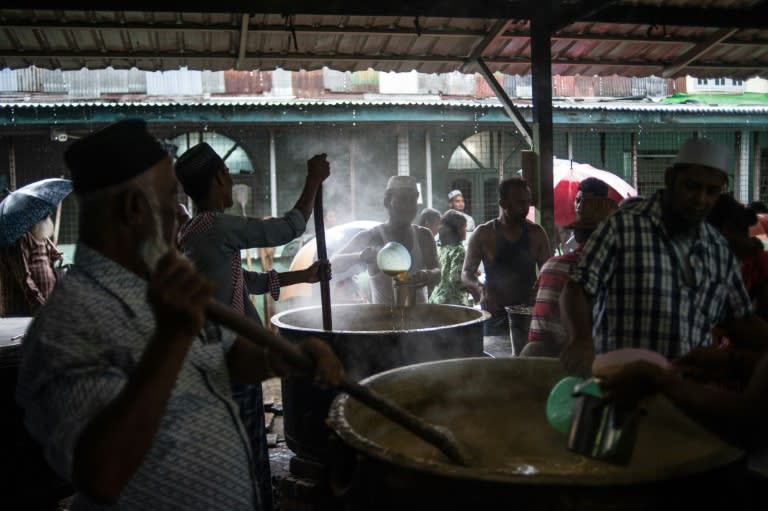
[528,248,581,347]
[570,191,751,359]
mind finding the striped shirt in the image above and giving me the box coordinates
[570,191,751,359]
[16,244,258,510]
[528,249,581,347]
[0,232,61,316]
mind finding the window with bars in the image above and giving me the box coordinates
[448,130,526,173]
[483,177,500,220]
[635,153,675,197]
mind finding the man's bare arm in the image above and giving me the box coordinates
[559,279,596,376]
[227,334,345,388]
[530,223,552,269]
[291,154,330,222]
[462,226,487,302]
[414,228,441,286]
[602,352,768,450]
[330,231,377,277]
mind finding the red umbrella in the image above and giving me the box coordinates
[749,213,768,244]
[552,159,637,226]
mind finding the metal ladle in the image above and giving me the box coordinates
[206,300,471,466]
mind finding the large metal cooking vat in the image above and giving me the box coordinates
[327,357,747,510]
[271,303,489,461]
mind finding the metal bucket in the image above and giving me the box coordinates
[505,305,532,356]
[271,303,489,461]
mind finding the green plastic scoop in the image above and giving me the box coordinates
[546,376,602,435]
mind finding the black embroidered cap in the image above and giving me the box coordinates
[64,119,168,194]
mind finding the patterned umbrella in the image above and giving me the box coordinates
[0,178,73,247]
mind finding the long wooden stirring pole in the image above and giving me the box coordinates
[313,184,333,331]
[206,300,469,466]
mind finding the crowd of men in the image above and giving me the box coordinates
[5,119,768,508]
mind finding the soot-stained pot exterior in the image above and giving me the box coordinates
[327,357,747,511]
[271,303,489,461]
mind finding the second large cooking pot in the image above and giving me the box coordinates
[327,357,747,510]
[271,303,489,461]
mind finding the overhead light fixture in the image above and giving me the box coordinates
[50,128,82,143]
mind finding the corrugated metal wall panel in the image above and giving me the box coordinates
[475,73,498,98]
[674,77,689,94]
[350,69,379,93]
[597,76,633,97]
[629,76,673,97]
[379,70,419,94]
[554,75,575,97]
[444,71,476,97]
[41,69,67,93]
[146,69,204,96]
[513,75,532,97]
[98,69,129,94]
[574,76,596,97]
[64,69,101,98]
[0,65,756,101]
[127,68,147,94]
[418,73,442,95]
[201,70,226,94]
[323,68,351,93]
[16,67,43,92]
[0,69,16,92]
[292,69,325,97]
[222,70,271,95]
[271,69,293,97]
[502,74,517,97]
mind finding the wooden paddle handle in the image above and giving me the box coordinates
[313,184,333,331]
[206,300,314,372]
[206,298,467,466]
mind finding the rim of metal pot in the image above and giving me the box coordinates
[271,303,491,335]
[327,357,746,487]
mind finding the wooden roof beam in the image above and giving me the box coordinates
[661,28,740,78]
[585,4,768,30]
[475,56,533,147]
[550,0,621,33]
[0,20,487,37]
[459,19,509,73]
[499,30,767,48]
[235,13,249,70]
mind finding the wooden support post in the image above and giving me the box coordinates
[530,12,556,251]
[753,132,762,202]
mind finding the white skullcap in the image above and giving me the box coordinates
[674,137,730,174]
[448,189,463,200]
[386,175,418,191]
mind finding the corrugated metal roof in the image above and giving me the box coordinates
[0,66,689,99]
[0,2,765,78]
[1,96,767,114]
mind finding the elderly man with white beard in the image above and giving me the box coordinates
[15,119,345,511]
